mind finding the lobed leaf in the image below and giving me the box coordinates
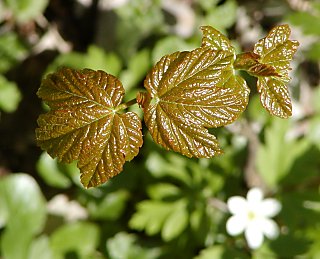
[140,28,249,158]
[253,24,299,118]
[36,68,143,188]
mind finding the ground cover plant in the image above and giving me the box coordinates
[1,0,320,258]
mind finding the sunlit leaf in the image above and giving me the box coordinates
[0,174,46,259]
[140,28,249,157]
[253,24,299,118]
[107,232,161,259]
[50,222,99,258]
[3,0,48,23]
[0,75,22,113]
[200,25,234,54]
[36,68,143,188]
[129,199,188,241]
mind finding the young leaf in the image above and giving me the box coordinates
[36,68,143,188]
[253,24,299,118]
[139,27,249,158]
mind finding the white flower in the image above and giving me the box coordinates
[226,188,281,249]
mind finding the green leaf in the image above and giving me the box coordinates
[36,152,72,188]
[201,0,237,32]
[0,173,47,259]
[145,152,192,185]
[287,8,320,36]
[36,68,143,188]
[88,189,129,220]
[140,27,249,158]
[3,0,49,23]
[0,32,27,73]
[0,75,22,113]
[161,200,188,241]
[195,245,248,259]
[50,221,99,258]
[46,45,122,76]
[106,232,161,259]
[28,236,53,259]
[151,36,196,64]
[129,200,174,236]
[120,49,151,92]
[253,24,299,118]
[256,118,309,187]
[129,199,188,241]
[147,183,181,200]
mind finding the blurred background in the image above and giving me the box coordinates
[0,0,319,258]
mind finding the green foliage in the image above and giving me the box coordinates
[106,232,160,259]
[0,174,46,259]
[0,32,27,73]
[2,1,319,258]
[46,46,122,77]
[50,222,100,259]
[200,0,237,31]
[0,75,21,113]
[2,0,48,23]
[286,2,320,61]
[36,152,72,188]
[256,118,310,187]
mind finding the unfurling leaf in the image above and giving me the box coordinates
[253,24,299,118]
[139,26,250,158]
[36,68,143,188]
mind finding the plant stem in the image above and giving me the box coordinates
[115,98,138,111]
[124,98,138,107]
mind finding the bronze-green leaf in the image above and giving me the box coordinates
[142,40,249,158]
[36,68,143,188]
[253,24,299,118]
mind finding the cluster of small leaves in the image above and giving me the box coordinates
[36,24,298,188]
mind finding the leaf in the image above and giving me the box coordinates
[140,27,249,157]
[3,0,49,23]
[256,118,309,187]
[201,0,237,32]
[46,45,122,76]
[50,222,99,258]
[0,74,22,113]
[162,201,189,241]
[106,232,161,259]
[28,236,53,259]
[0,32,27,73]
[36,152,72,188]
[88,190,129,220]
[0,174,47,259]
[36,68,143,188]
[200,25,234,54]
[129,200,174,236]
[253,24,299,118]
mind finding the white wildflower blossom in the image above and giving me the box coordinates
[226,188,281,249]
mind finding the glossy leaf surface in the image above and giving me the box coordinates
[141,27,249,158]
[36,68,143,188]
[253,24,299,118]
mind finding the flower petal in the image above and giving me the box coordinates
[227,196,248,215]
[247,188,264,205]
[261,218,279,239]
[258,198,282,217]
[226,215,247,236]
[245,222,264,249]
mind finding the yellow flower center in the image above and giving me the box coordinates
[248,210,256,220]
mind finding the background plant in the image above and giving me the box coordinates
[0,0,319,258]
